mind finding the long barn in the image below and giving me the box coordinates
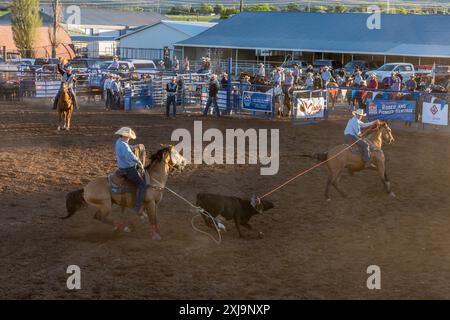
[175,11,450,66]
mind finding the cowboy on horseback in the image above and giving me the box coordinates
[114,127,146,216]
[54,65,78,110]
[344,109,378,169]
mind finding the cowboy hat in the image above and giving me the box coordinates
[115,127,136,139]
[360,80,367,86]
[352,109,367,117]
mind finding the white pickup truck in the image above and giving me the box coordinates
[365,63,415,81]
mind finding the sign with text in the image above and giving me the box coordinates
[366,99,416,122]
[242,91,273,112]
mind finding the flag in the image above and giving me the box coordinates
[431,62,436,85]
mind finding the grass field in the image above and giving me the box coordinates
[166,14,217,22]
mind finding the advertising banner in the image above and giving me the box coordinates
[422,101,448,126]
[294,97,325,119]
[242,91,273,112]
[366,99,416,122]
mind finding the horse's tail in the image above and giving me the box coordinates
[62,189,87,219]
[299,152,328,162]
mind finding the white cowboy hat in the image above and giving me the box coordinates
[115,127,136,139]
[352,109,367,117]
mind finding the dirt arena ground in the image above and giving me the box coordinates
[1,100,450,299]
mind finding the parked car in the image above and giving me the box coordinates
[344,60,379,75]
[365,63,415,81]
[70,58,104,73]
[125,59,158,76]
[31,58,58,72]
[313,59,342,72]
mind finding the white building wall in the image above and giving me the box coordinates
[118,24,189,50]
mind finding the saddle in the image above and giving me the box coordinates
[347,139,381,156]
[108,169,137,193]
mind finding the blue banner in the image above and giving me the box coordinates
[366,99,416,122]
[242,91,273,112]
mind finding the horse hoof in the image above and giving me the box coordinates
[326,198,331,202]
[123,226,132,233]
[57,126,61,131]
[389,192,396,198]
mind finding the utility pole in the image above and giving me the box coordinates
[240,0,243,12]
[52,0,60,58]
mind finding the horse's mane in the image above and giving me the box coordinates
[145,146,172,169]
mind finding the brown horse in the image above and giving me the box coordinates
[62,145,187,240]
[307,122,395,201]
[57,83,74,131]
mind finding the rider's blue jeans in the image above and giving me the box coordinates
[120,166,146,213]
[344,134,370,162]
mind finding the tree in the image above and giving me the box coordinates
[197,3,214,15]
[213,4,224,15]
[309,5,327,13]
[168,5,191,15]
[244,4,280,12]
[10,0,42,58]
[286,3,300,12]
[333,4,347,13]
[220,7,239,19]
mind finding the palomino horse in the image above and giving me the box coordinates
[309,121,395,200]
[62,145,187,240]
[57,83,74,131]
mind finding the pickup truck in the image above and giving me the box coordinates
[365,63,415,81]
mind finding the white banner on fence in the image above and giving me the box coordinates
[35,81,60,98]
[422,101,448,126]
[294,97,325,118]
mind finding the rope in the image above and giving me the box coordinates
[151,177,222,244]
[259,138,362,200]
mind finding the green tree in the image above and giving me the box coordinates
[220,7,239,19]
[333,4,346,13]
[168,5,191,15]
[392,7,408,14]
[286,3,300,12]
[309,5,327,12]
[10,0,42,58]
[213,4,224,15]
[197,3,214,15]
[244,4,280,12]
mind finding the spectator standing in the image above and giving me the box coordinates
[111,75,121,109]
[257,63,265,81]
[305,72,314,90]
[306,64,314,74]
[405,74,417,92]
[241,75,252,92]
[320,66,332,87]
[166,77,178,118]
[183,56,190,71]
[103,74,112,110]
[172,56,180,71]
[292,64,301,85]
[221,73,228,90]
[203,74,220,117]
[109,56,119,70]
[354,70,363,86]
[368,74,378,90]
